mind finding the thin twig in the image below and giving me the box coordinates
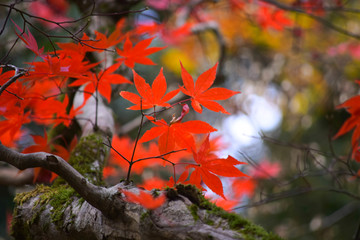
[0,64,27,96]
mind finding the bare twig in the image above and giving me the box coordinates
[0,64,27,96]
[234,187,360,210]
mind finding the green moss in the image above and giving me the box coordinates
[176,184,205,206]
[189,204,199,221]
[166,184,282,240]
[48,185,77,226]
[165,187,180,200]
[207,207,282,240]
[12,184,79,239]
[11,133,110,238]
[53,133,108,186]
[205,218,214,226]
[14,184,78,227]
[140,211,150,221]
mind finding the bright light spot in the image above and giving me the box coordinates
[223,114,259,148]
[310,215,322,231]
[246,95,282,132]
[221,90,283,157]
[301,63,313,77]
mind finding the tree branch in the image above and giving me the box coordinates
[0,64,27,96]
[0,142,124,218]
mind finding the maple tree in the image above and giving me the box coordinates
[0,1,254,238]
[1,0,360,239]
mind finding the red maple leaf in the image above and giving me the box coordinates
[232,178,256,199]
[333,92,360,160]
[180,62,240,114]
[56,19,125,56]
[0,68,22,107]
[116,36,166,68]
[120,68,180,110]
[249,159,281,179]
[256,6,293,31]
[24,54,97,83]
[134,22,162,36]
[69,63,131,102]
[121,189,166,209]
[32,95,83,127]
[13,21,45,58]
[0,107,31,142]
[81,31,124,52]
[210,197,238,212]
[138,177,167,191]
[186,135,247,199]
[58,29,125,55]
[102,166,117,179]
[139,108,217,154]
[29,0,72,28]
[0,74,32,141]
[166,170,189,188]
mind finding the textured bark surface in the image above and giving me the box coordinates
[11,182,269,240]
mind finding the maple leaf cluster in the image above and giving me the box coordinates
[1,13,247,211]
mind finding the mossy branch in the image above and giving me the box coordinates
[0,140,124,219]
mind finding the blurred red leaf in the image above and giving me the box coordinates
[256,6,293,31]
[232,178,256,199]
[138,177,167,191]
[121,189,166,209]
[29,0,72,28]
[249,159,281,179]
